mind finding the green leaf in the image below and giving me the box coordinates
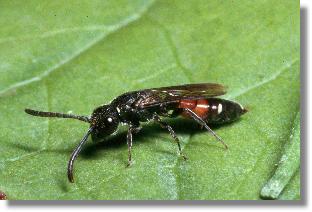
[0,0,300,200]
[260,112,300,199]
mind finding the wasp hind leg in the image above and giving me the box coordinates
[126,125,141,167]
[183,108,228,149]
[152,114,187,160]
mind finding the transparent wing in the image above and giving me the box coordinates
[138,83,227,109]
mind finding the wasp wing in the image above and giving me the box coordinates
[137,83,227,109]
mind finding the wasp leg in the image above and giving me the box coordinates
[183,108,228,149]
[126,125,141,167]
[152,114,187,160]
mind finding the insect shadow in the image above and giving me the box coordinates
[79,118,236,160]
[11,117,239,159]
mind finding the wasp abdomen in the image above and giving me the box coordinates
[179,98,246,124]
[178,99,210,119]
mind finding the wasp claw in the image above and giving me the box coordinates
[126,161,132,168]
[181,153,188,161]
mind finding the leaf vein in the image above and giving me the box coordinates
[227,58,299,99]
[0,0,155,97]
[146,16,193,82]
[0,25,129,44]
[1,149,44,164]
[232,104,300,195]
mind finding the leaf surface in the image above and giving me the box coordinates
[0,0,300,200]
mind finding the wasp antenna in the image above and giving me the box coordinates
[25,108,90,123]
[67,127,93,183]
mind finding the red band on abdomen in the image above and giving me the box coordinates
[178,100,197,109]
[179,99,209,119]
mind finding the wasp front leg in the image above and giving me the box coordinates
[126,125,141,167]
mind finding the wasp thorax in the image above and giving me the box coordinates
[90,105,119,141]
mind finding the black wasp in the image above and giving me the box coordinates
[25,83,247,183]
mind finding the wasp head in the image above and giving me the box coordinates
[90,105,119,142]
